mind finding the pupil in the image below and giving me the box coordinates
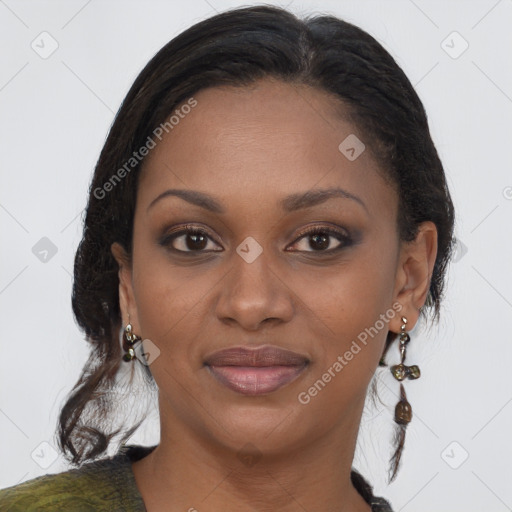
[311,233,329,250]
[187,233,207,250]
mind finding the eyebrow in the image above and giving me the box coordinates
[147,189,225,213]
[146,187,367,214]
[281,187,368,213]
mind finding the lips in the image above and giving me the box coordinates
[204,345,309,396]
[204,345,309,367]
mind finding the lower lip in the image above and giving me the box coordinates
[206,364,307,395]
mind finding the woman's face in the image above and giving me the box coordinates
[113,78,432,457]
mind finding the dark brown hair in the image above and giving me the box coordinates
[57,4,455,484]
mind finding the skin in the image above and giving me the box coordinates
[112,78,437,512]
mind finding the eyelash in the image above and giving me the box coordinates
[159,224,352,255]
[291,225,352,253]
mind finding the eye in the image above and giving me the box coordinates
[288,225,352,253]
[159,225,222,253]
[160,224,352,255]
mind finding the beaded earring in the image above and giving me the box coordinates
[388,316,421,482]
[122,321,141,362]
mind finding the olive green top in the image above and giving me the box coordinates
[0,444,394,511]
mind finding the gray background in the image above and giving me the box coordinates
[1,0,511,510]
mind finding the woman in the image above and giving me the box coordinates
[0,4,454,511]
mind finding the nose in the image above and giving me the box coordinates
[214,246,295,331]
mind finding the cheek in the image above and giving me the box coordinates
[297,242,397,391]
[132,261,210,343]
[129,227,197,340]
[130,260,212,396]
[296,247,396,339]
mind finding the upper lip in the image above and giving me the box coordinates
[204,345,310,367]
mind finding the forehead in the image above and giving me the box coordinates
[138,78,396,219]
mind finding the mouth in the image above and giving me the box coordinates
[204,345,310,396]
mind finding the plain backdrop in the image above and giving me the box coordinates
[1,0,511,510]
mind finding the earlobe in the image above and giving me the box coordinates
[392,221,438,331]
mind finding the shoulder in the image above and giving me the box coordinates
[0,450,136,512]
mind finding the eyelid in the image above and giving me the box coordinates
[159,224,223,252]
[287,224,351,252]
[160,222,352,254]
[292,223,350,241]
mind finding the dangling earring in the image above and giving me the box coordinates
[122,319,141,362]
[388,316,420,482]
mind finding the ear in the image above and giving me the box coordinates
[391,221,438,332]
[111,242,138,330]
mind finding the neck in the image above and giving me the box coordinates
[131,398,372,512]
